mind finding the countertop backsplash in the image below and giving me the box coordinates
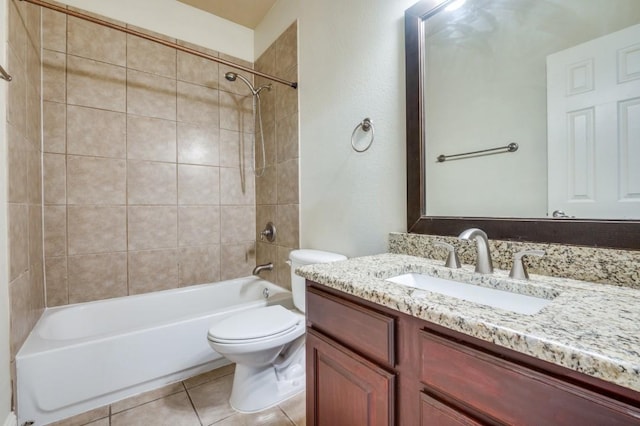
[389,232,640,290]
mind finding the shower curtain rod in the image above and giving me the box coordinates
[20,0,298,89]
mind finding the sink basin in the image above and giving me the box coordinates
[387,273,552,315]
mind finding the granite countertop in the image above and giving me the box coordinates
[297,253,640,393]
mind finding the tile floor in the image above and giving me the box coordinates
[49,364,306,426]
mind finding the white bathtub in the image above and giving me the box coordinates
[16,277,293,426]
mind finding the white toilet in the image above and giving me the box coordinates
[207,249,347,413]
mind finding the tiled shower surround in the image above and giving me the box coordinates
[40,6,300,306]
[7,0,44,361]
[254,23,300,291]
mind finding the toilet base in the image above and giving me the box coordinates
[229,342,305,413]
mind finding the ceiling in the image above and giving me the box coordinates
[177,0,278,29]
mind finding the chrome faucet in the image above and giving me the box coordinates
[252,262,273,276]
[458,228,493,274]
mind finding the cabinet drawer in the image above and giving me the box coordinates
[419,330,640,425]
[306,286,395,367]
[420,392,483,426]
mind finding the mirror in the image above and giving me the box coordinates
[405,0,640,248]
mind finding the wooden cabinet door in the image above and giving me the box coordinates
[306,328,395,426]
[419,392,483,426]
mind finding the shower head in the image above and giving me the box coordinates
[224,71,271,96]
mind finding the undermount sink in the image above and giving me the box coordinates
[387,273,553,315]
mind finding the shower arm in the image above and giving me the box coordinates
[19,0,298,90]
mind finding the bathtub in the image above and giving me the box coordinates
[16,277,293,426]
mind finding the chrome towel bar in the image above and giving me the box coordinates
[437,142,518,162]
[0,65,12,82]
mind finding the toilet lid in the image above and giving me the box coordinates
[207,305,300,341]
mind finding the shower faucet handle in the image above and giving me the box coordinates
[259,222,276,242]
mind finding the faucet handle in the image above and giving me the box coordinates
[509,250,545,280]
[433,241,461,269]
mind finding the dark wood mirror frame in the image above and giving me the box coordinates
[405,0,640,250]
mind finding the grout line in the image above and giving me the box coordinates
[183,381,204,426]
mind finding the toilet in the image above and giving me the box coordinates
[207,249,347,413]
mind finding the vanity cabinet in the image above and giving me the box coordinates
[306,281,640,426]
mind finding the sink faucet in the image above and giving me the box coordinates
[252,262,273,276]
[458,228,493,274]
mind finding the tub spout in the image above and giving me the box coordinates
[252,262,273,276]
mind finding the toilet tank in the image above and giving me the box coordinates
[289,249,347,313]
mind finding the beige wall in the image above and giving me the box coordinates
[254,22,299,290]
[6,0,44,406]
[41,6,259,305]
[298,0,412,257]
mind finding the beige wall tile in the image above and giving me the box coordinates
[177,122,219,166]
[177,81,219,127]
[67,55,126,112]
[220,167,254,205]
[219,90,253,133]
[67,16,126,66]
[43,153,66,205]
[275,66,298,122]
[276,113,299,162]
[26,147,42,206]
[42,49,66,103]
[177,50,219,89]
[9,272,30,358]
[127,34,176,78]
[67,105,126,158]
[128,206,178,251]
[256,165,277,205]
[7,48,26,132]
[220,243,255,280]
[68,253,127,303]
[178,245,220,286]
[219,129,253,169]
[9,203,29,282]
[255,44,276,77]
[8,1,27,66]
[7,125,28,204]
[127,115,176,162]
[67,206,127,255]
[127,160,177,205]
[276,204,300,250]
[44,205,66,257]
[178,206,220,247]
[127,69,176,120]
[277,159,299,204]
[275,22,298,76]
[42,7,66,52]
[45,256,68,307]
[26,79,41,147]
[220,206,255,244]
[25,3,41,52]
[178,165,220,205]
[128,249,179,294]
[28,205,43,268]
[67,156,127,205]
[43,101,66,154]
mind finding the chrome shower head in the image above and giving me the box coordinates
[224,72,237,82]
[224,71,259,96]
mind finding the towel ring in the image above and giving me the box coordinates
[351,117,375,153]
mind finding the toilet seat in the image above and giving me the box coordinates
[208,305,301,344]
